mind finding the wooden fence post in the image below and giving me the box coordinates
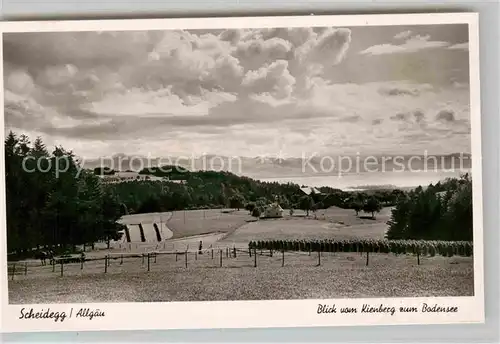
[185,251,188,268]
[254,248,257,267]
[282,250,285,267]
[233,246,236,258]
[226,247,229,258]
[317,250,321,266]
[24,262,28,275]
[120,254,123,265]
[211,249,214,259]
[270,249,273,257]
[176,251,178,262]
[81,257,84,270]
[154,253,157,263]
[147,253,150,272]
[249,248,252,257]
[104,256,108,273]
[60,260,64,277]
[11,264,16,281]
[417,251,420,265]
[366,251,369,266]
[219,249,223,267]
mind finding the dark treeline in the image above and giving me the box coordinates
[112,169,404,216]
[106,171,305,213]
[386,174,473,241]
[104,170,402,218]
[5,132,125,258]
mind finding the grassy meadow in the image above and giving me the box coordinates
[7,205,474,303]
[8,249,473,303]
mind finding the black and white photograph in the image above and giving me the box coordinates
[0,13,484,332]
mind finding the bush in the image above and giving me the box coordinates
[251,207,261,219]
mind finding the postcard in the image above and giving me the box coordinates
[0,13,483,332]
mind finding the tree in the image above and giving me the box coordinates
[299,195,314,216]
[251,207,261,219]
[363,197,382,219]
[76,170,104,249]
[100,190,125,248]
[386,174,472,241]
[245,202,256,214]
[311,202,323,219]
[442,176,472,241]
[350,200,363,216]
[386,194,411,239]
[229,194,244,210]
[4,131,128,257]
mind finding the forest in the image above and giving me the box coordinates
[4,131,473,258]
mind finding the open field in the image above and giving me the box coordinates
[220,218,388,247]
[166,208,252,238]
[9,205,474,304]
[8,251,474,303]
[219,206,391,247]
[85,209,250,256]
[64,206,391,259]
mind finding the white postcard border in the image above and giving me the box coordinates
[0,12,484,333]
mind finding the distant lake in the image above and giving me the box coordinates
[260,169,471,191]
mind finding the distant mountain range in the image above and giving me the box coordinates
[81,152,472,180]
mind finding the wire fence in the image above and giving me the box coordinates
[6,242,467,282]
[7,245,250,280]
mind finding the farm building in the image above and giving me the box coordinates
[262,202,284,218]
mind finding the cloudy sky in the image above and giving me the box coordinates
[3,24,471,159]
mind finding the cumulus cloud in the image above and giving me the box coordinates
[390,110,426,124]
[297,28,351,66]
[447,42,469,50]
[413,110,425,123]
[360,34,449,56]
[394,30,412,40]
[379,83,433,97]
[436,109,456,122]
[6,69,35,95]
[38,64,78,87]
[3,26,471,158]
[242,60,296,99]
[391,113,409,121]
[85,86,237,118]
[219,29,242,44]
[204,54,244,91]
[233,37,294,70]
